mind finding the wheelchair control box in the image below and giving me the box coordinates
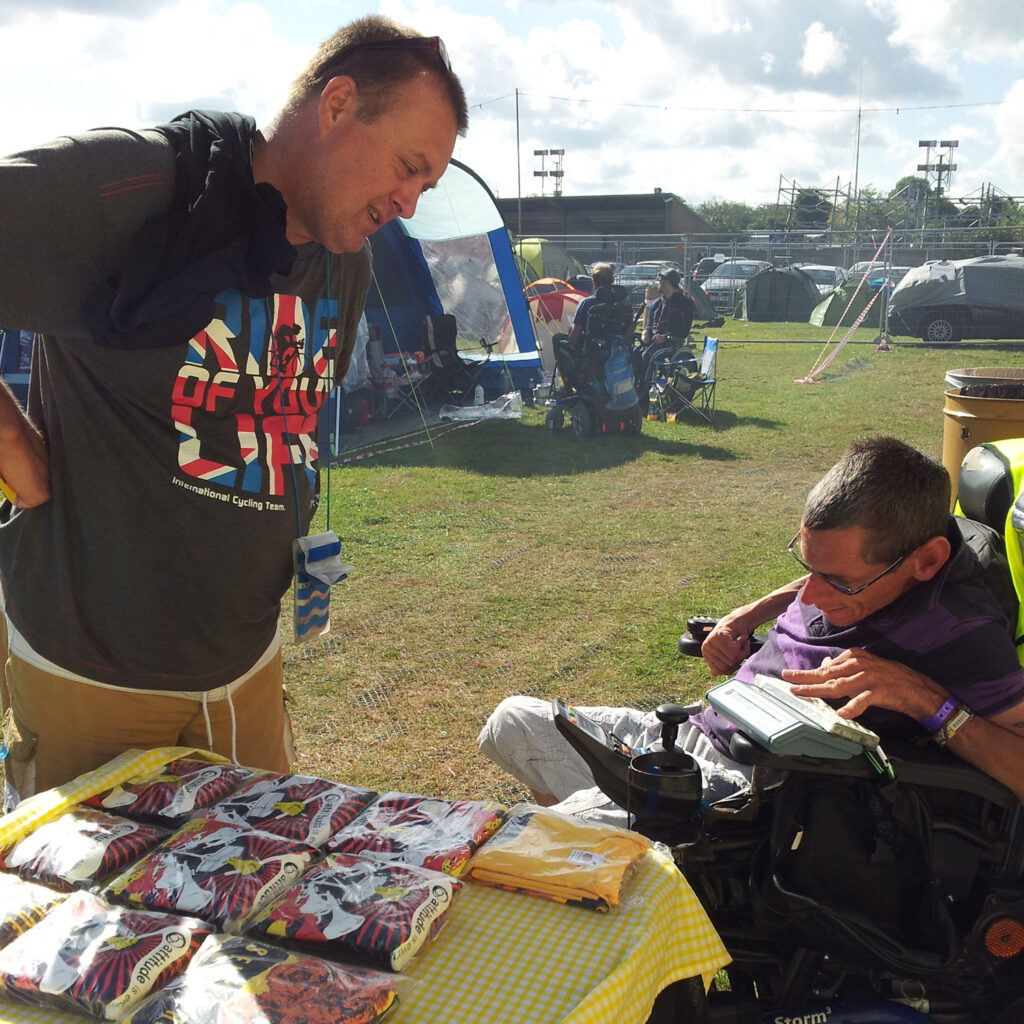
[552,699,637,812]
[552,699,704,840]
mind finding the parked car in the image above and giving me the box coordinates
[691,255,726,286]
[847,260,876,278]
[888,255,1024,344]
[847,261,913,289]
[614,263,682,309]
[795,264,848,296]
[869,266,912,291]
[634,260,685,274]
[702,259,772,313]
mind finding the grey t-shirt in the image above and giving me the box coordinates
[0,126,371,689]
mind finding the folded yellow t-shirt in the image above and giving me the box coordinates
[466,806,649,910]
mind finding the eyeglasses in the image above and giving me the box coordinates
[786,532,909,596]
[330,36,451,74]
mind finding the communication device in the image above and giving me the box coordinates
[706,673,881,759]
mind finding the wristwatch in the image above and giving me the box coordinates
[934,704,975,746]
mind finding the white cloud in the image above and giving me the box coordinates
[0,1,306,152]
[878,0,1024,67]
[799,22,848,78]
[988,79,1024,196]
[2,0,1024,205]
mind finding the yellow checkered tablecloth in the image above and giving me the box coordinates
[0,749,730,1024]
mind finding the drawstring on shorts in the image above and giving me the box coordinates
[200,688,240,765]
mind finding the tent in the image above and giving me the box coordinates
[809,277,878,327]
[0,328,32,408]
[513,237,587,284]
[738,266,821,322]
[359,159,540,396]
[500,285,589,373]
[684,282,719,322]
[524,277,574,297]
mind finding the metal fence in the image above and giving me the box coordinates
[530,227,1024,276]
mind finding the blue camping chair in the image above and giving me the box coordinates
[650,336,718,425]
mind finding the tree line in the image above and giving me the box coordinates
[696,176,1024,234]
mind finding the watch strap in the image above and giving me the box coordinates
[920,696,960,734]
[934,705,974,746]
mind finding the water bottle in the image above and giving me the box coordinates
[473,385,484,405]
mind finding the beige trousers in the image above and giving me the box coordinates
[0,616,294,797]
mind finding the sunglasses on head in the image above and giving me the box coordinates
[331,36,451,74]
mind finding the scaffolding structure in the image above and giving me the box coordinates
[944,183,1024,227]
[775,176,851,231]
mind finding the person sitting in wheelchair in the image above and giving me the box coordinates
[552,263,625,397]
[479,436,1024,823]
[633,268,696,414]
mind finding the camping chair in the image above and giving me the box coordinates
[366,329,428,420]
[421,313,487,405]
[675,336,717,424]
[647,341,698,422]
[649,336,717,424]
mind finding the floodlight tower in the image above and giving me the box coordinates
[533,148,565,197]
[917,140,958,225]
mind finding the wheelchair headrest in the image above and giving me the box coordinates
[957,443,1014,530]
[954,515,1019,630]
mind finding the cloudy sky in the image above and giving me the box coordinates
[2,0,1023,209]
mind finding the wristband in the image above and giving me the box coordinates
[919,696,959,734]
[934,705,974,747]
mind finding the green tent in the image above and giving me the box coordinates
[810,278,876,327]
[738,266,821,322]
[685,282,719,322]
[513,237,586,284]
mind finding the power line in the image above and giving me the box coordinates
[471,90,1019,116]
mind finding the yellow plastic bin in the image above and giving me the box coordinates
[942,367,1024,508]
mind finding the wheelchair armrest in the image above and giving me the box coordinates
[678,616,767,658]
[727,732,1020,808]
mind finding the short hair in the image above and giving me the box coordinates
[802,436,950,563]
[284,15,468,135]
[591,263,614,288]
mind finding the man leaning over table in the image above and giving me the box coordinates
[480,437,1024,821]
[0,15,468,798]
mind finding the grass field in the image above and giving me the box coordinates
[281,328,1024,805]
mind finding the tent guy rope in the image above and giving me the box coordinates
[797,227,893,384]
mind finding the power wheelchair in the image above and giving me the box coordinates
[545,287,644,438]
[557,446,1024,1024]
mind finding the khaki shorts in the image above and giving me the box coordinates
[1,626,295,798]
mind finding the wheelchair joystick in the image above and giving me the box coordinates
[624,704,702,844]
[656,702,691,752]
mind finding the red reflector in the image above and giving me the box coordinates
[984,917,1024,959]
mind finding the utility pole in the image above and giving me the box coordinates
[515,89,522,236]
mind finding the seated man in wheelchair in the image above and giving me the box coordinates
[633,268,697,415]
[479,436,1024,821]
[552,262,626,397]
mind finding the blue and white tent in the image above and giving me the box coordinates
[361,159,540,395]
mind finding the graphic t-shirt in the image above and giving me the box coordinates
[0,125,371,689]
